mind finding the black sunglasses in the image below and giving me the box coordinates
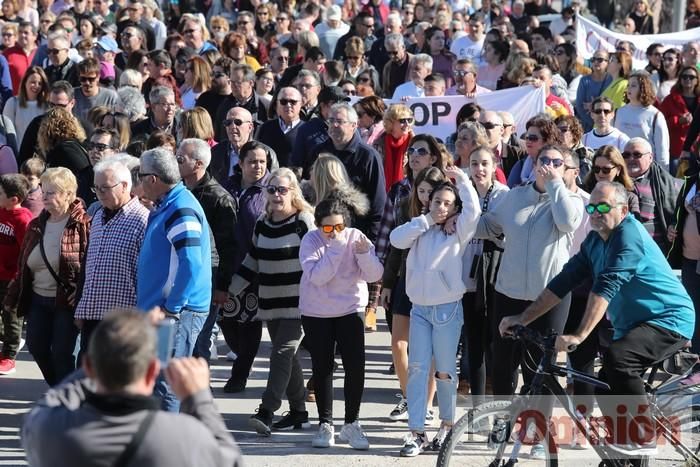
[593,166,617,174]
[224,118,251,127]
[265,185,289,195]
[622,151,649,159]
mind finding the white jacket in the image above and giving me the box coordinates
[390,175,481,306]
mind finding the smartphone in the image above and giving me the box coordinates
[156,319,176,366]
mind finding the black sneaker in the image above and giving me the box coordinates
[272,410,311,430]
[223,378,245,393]
[249,406,273,436]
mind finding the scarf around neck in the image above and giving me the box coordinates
[384,132,411,191]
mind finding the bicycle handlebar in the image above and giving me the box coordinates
[509,325,578,352]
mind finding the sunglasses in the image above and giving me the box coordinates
[398,117,414,125]
[265,185,289,195]
[321,223,346,234]
[121,32,134,38]
[407,146,430,157]
[539,156,565,168]
[593,165,616,174]
[87,142,110,151]
[481,122,501,130]
[47,48,66,55]
[622,150,649,159]
[279,98,299,106]
[586,202,615,214]
[681,74,698,81]
[224,118,251,127]
[454,70,473,77]
[591,57,608,63]
[386,50,400,56]
[525,134,541,142]
[79,75,98,83]
[592,108,613,115]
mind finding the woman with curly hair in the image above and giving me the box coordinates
[38,107,94,204]
[614,71,670,170]
[497,53,536,90]
[507,116,564,187]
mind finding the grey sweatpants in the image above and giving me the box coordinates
[261,319,306,413]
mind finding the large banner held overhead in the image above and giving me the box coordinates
[383,86,546,142]
[576,15,700,69]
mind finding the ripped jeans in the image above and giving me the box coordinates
[406,300,464,432]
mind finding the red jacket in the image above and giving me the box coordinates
[659,87,700,158]
[3,45,36,96]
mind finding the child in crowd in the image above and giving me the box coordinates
[390,166,480,457]
[298,198,383,450]
[0,174,34,375]
[19,158,45,218]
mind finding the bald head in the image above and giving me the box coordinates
[225,106,254,150]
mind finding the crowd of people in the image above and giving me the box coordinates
[0,0,697,464]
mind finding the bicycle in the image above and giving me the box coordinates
[437,325,700,466]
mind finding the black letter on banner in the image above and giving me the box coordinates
[432,102,450,124]
[410,103,429,126]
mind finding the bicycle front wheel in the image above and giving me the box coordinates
[437,400,558,467]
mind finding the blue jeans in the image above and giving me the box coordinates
[154,309,208,412]
[26,293,79,386]
[407,300,464,432]
[193,305,220,361]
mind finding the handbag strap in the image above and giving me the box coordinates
[112,411,157,467]
[38,233,69,291]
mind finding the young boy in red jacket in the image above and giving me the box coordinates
[0,174,34,375]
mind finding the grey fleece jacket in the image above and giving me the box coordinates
[474,179,583,301]
[22,378,243,467]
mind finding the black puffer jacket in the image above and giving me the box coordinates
[189,172,239,292]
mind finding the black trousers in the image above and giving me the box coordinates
[492,291,571,400]
[302,313,365,425]
[219,318,263,383]
[462,291,488,406]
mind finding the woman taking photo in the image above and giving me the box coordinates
[614,71,670,170]
[477,145,583,459]
[2,66,49,146]
[391,165,480,457]
[373,104,414,192]
[477,40,508,91]
[421,26,455,88]
[653,48,682,101]
[354,96,385,146]
[220,141,271,394]
[582,145,641,217]
[507,117,563,187]
[180,56,211,110]
[660,66,700,174]
[3,167,90,386]
[230,167,315,436]
[602,51,632,109]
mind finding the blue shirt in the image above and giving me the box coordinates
[549,214,695,340]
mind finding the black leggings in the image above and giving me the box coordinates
[491,291,571,402]
[462,291,488,406]
[302,313,365,425]
[219,318,263,383]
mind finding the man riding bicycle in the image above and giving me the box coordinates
[500,181,695,464]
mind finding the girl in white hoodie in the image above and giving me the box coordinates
[390,166,480,457]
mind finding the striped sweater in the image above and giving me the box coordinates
[229,210,315,321]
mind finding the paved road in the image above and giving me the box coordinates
[0,310,614,467]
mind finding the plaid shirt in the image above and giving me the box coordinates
[375,178,412,264]
[74,197,149,320]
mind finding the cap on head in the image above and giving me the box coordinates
[319,86,351,104]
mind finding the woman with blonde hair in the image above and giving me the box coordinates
[3,167,90,386]
[343,36,369,81]
[2,66,49,146]
[180,56,212,110]
[498,53,536,89]
[38,108,94,204]
[177,106,216,147]
[210,15,230,48]
[230,166,316,436]
[373,104,414,191]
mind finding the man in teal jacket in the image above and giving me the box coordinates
[500,181,694,458]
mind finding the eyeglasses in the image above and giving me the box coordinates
[297,82,317,89]
[592,108,613,115]
[538,156,565,167]
[257,11,269,16]
[591,57,608,63]
[361,23,375,28]
[79,75,98,83]
[50,101,69,108]
[91,182,121,194]
[224,118,251,127]
[265,185,290,195]
[622,150,650,159]
[681,74,698,81]
[481,122,501,130]
[87,142,110,152]
[663,56,677,62]
[279,98,299,106]
[454,70,473,77]
[525,134,541,142]
[407,146,430,157]
[593,165,617,174]
[237,21,250,26]
[328,117,351,126]
[321,223,346,233]
[585,202,616,215]
[277,56,289,62]
[398,117,414,125]
[2,32,15,37]
[47,48,66,55]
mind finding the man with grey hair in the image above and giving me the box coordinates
[295,68,323,120]
[682,42,700,68]
[308,102,386,241]
[44,31,79,86]
[117,86,147,122]
[136,147,212,412]
[368,12,403,76]
[256,87,303,166]
[392,53,433,99]
[623,137,680,254]
[177,138,238,363]
[74,159,150,354]
[382,32,413,98]
[131,86,178,140]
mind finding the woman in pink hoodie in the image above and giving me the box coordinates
[298,197,383,451]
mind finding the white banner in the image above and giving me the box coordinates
[383,86,546,143]
[576,15,700,69]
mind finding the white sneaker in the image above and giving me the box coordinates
[311,422,335,448]
[226,351,237,361]
[209,341,218,360]
[389,394,408,421]
[339,421,370,450]
[18,338,25,352]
